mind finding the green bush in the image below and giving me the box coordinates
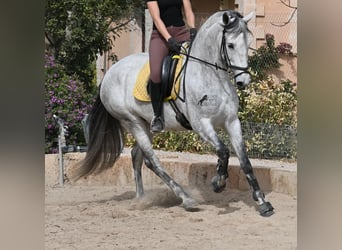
[237,78,297,159]
[241,122,297,159]
[249,34,280,81]
[45,52,96,153]
[238,78,297,127]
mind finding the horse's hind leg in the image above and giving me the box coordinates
[128,122,198,210]
[131,144,144,198]
[143,155,198,209]
[226,118,274,217]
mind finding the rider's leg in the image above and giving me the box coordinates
[147,25,190,133]
[149,80,164,133]
[148,30,169,133]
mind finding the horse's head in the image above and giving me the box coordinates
[220,11,254,89]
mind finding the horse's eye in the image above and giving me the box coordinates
[228,43,234,49]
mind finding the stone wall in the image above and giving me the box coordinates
[45,150,297,196]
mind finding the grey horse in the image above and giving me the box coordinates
[75,10,274,217]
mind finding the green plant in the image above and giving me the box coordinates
[238,78,297,127]
[248,34,280,81]
[125,131,206,153]
[45,52,96,153]
[45,0,145,88]
[236,77,297,159]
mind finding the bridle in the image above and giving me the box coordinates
[174,20,250,102]
[179,24,251,82]
[220,27,251,80]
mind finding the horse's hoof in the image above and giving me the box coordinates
[211,175,227,193]
[182,198,199,211]
[259,201,274,217]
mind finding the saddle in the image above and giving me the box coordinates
[133,54,183,102]
[133,49,192,130]
[160,54,181,99]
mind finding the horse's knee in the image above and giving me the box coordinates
[217,147,229,160]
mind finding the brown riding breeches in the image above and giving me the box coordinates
[148,25,190,83]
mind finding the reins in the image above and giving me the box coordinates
[173,25,250,103]
[180,30,249,74]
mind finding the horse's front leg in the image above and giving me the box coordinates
[225,118,274,217]
[211,144,230,193]
[195,119,229,193]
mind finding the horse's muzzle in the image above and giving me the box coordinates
[235,72,250,89]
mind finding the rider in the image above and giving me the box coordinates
[146,0,196,133]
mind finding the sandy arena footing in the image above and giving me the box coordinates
[45,149,297,250]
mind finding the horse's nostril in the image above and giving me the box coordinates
[236,81,245,90]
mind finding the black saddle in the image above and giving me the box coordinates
[160,54,180,98]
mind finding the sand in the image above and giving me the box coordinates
[45,183,297,250]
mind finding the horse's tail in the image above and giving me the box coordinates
[73,95,124,180]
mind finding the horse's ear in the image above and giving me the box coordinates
[223,12,230,25]
[243,11,255,23]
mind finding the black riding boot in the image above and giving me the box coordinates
[149,81,165,133]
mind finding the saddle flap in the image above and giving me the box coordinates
[133,55,183,102]
[161,54,180,98]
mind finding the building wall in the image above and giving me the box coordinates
[254,0,297,53]
[96,18,143,85]
[254,0,297,83]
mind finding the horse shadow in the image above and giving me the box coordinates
[102,184,269,215]
[94,162,271,214]
[183,163,273,214]
[92,186,181,208]
[184,182,260,214]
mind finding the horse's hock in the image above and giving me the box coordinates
[45,148,296,196]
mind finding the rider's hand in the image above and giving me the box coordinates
[167,37,181,54]
[190,28,197,42]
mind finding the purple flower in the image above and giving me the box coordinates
[51,96,57,103]
[45,52,96,153]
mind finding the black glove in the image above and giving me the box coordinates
[190,28,197,42]
[167,37,181,54]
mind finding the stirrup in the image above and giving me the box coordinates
[150,116,165,133]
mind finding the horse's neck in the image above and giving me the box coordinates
[187,28,228,83]
[191,27,221,62]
